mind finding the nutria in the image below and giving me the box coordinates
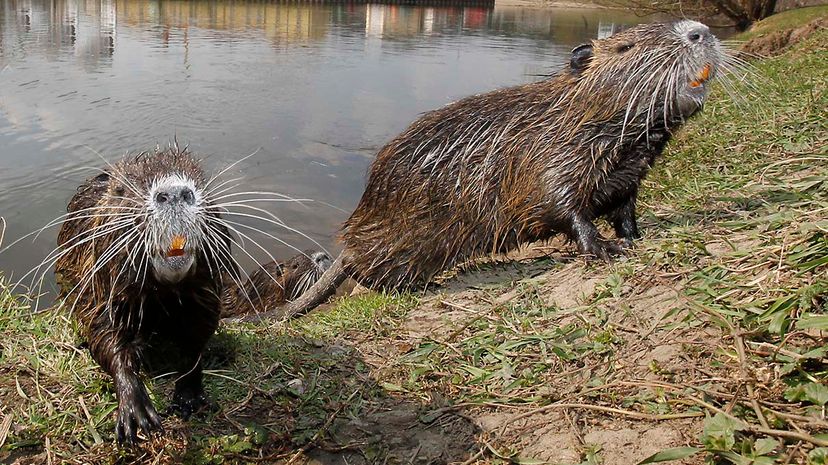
[246,20,740,322]
[221,250,331,318]
[54,145,236,445]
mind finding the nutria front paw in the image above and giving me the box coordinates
[116,393,164,445]
[580,238,625,261]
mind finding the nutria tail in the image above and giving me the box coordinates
[227,251,348,323]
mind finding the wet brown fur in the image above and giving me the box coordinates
[339,21,723,289]
[55,146,232,444]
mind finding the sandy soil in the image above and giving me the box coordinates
[332,238,722,464]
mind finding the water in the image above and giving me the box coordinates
[0,0,657,293]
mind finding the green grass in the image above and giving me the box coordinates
[1,8,827,465]
[293,292,417,340]
[0,281,419,464]
[735,5,828,41]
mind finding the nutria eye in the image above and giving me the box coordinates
[617,43,634,53]
[181,188,195,205]
[155,192,169,204]
[570,43,593,72]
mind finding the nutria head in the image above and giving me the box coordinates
[103,150,220,285]
[283,250,332,299]
[220,249,331,318]
[53,147,235,312]
[568,20,725,128]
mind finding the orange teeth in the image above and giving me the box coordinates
[700,64,711,81]
[690,64,711,88]
[167,235,187,257]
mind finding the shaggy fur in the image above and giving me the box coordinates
[55,146,233,445]
[244,20,749,323]
[342,21,727,289]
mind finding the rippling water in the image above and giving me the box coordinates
[0,0,657,292]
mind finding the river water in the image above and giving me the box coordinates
[0,0,658,291]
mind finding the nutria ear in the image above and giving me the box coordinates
[570,43,593,73]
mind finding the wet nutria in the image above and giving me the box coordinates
[248,20,739,322]
[54,146,236,445]
[222,250,332,318]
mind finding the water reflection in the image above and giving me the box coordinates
[0,0,657,291]
[4,0,116,65]
[1,0,651,55]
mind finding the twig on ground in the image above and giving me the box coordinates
[460,447,485,465]
[680,392,828,447]
[780,442,802,465]
[764,408,828,429]
[77,396,103,445]
[564,408,586,448]
[747,340,828,364]
[0,414,12,450]
[734,332,770,429]
[499,402,703,437]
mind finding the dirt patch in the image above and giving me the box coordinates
[476,406,704,465]
[403,249,565,340]
[308,401,478,465]
[403,301,471,340]
[520,420,700,465]
[741,17,828,56]
[581,423,698,464]
[375,241,723,464]
[540,262,602,309]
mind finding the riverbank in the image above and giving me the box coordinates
[2,6,827,465]
[495,0,607,9]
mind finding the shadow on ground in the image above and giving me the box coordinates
[2,325,480,465]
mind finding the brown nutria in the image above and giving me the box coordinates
[246,20,742,322]
[221,250,332,318]
[53,145,238,445]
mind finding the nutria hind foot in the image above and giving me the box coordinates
[168,368,212,419]
[609,200,642,245]
[169,387,211,420]
[115,376,164,446]
[570,216,626,261]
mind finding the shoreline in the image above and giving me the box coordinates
[495,0,609,9]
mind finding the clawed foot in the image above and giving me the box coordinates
[116,391,164,446]
[579,238,626,261]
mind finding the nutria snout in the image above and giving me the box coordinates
[146,177,204,283]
